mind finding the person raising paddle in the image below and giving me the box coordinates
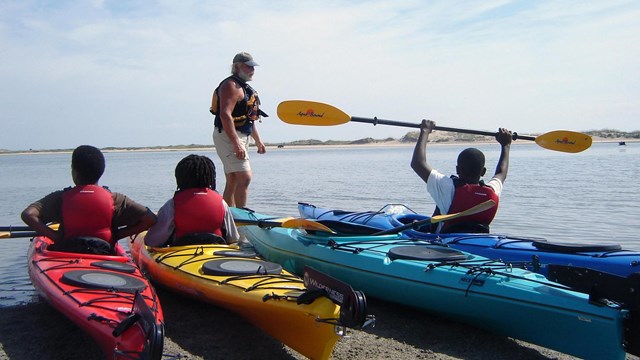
[411,120,512,233]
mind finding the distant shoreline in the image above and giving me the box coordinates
[0,137,636,156]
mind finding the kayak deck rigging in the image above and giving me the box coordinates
[151,244,311,294]
[28,236,165,360]
[303,233,635,308]
[32,257,160,315]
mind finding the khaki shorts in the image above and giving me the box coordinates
[212,129,252,174]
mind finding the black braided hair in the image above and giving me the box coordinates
[174,154,217,191]
[71,145,105,184]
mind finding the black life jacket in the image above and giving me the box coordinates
[211,75,262,135]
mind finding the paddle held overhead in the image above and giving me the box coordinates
[277,100,592,153]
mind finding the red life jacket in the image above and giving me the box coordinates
[61,185,114,243]
[440,179,499,233]
[173,188,225,239]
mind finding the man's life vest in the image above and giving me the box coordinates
[440,177,499,233]
[173,188,225,240]
[210,75,264,135]
[61,185,115,243]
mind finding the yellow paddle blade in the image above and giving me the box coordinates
[281,218,336,233]
[1,231,35,239]
[0,223,60,239]
[236,217,336,233]
[241,217,298,225]
[534,130,592,153]
[277,100,351,126]
[430,200,496,224]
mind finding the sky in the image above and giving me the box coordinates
[1,0,638,151]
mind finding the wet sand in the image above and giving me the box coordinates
[4,286,635,360]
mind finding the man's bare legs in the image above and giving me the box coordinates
[223,170,252,208]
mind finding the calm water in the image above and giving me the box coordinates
[1,142,638,307]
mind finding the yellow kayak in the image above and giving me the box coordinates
[129,233,369,360]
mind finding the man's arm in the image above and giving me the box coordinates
[143,200,174,247]
[114,209,157,240]
[21,192,63,242]
[222,202,240,244]
[492,128,512,183]
[411,119,436,183]
[251,123,266,154]
[21,205,61,242]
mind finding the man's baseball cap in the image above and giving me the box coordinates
[233,52,259,66]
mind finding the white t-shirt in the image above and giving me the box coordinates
[426,169,503,231]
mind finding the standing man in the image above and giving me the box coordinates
[210,51,266,208]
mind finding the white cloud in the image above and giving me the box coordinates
[0,0,638,150]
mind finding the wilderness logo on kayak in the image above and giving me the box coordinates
[304,272,345,304]
[296,109,325,118]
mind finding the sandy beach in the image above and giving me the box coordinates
[3,285,638,360]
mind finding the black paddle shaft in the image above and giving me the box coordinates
[0,226,31,232]
[350,116,534,141]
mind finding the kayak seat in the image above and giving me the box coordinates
[394,214,432,233]
[314,220,383,236]
[201,259,282,276]
[61,270,148,293]
[48,236,113,255]
[532,241,622,253]
[441,222,490,234]
[172,232,227,246]
[388,245,469,262]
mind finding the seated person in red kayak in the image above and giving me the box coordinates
[21,145,157,254]
[411,120,512,233]
[144,154,240,247]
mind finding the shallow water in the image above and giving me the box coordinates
[1,142,638,306]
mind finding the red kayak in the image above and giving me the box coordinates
[28,236,164,359]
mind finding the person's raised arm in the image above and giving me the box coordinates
[492,128,512,183]
[411,119,436,183]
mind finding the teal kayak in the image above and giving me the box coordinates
[297,202,640,279]
[232,207,640,360]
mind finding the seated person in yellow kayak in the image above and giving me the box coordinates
[144,154,239,247]
[21,145,157,254]
[411,119,512,233]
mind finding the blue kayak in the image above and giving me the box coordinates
[298,202,640,278]
[232,207,640,360]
